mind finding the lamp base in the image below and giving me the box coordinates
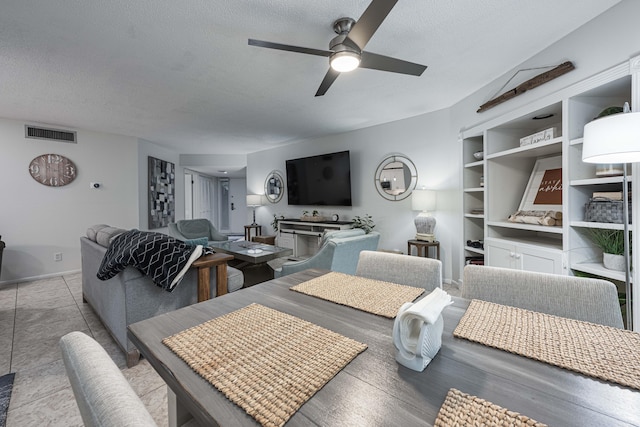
[415,232,435,242]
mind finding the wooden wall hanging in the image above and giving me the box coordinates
[477,61,574,113]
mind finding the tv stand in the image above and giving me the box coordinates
[277,219,353,257]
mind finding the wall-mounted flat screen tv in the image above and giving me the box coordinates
[286,150,352,206]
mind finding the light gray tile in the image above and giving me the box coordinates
[0,283,17,308]
[139,384,169,427]
[17,277,67,296]
[11,328,91,372]
[16,291,76,310]
[6,386,83,427]
[14,304,88,336]
[122,358,166,397]
[8,358,70,410]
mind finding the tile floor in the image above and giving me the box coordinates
[0,273,169,426]
[0,273,460,426]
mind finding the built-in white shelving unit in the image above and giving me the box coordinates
[460,56,640,330]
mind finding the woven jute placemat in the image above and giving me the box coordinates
[454,300,640,391]
[290,271,425,318]
[162,303,367,427]
[435,388,547,427]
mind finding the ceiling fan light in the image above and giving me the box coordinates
[330,51,360,72]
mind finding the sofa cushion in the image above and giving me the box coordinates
[96,227,127,247]
[183,237,209,247]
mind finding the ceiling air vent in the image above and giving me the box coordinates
[24,125,77,143]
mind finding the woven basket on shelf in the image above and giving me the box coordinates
[584,197,632,223]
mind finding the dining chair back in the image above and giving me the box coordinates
[60,331,159,427]
[462,265,624,328]
[355,250,442,291]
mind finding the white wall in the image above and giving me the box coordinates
[0,117,139,282]
[247,0,640,284]
[247,108,459,282]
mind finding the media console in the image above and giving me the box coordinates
[276,219,353,257]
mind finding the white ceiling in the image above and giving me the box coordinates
[0,0,620,164]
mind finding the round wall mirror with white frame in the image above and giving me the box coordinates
[264,170,284,203]
[374,154,418,201]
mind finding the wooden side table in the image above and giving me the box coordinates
[244,225,262,241]
[190,253,234,301]
[407,240,440,260]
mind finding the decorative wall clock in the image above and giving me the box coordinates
[28,154,77,187]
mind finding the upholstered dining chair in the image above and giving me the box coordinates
[462,265,624,328]
[355,250,442,291]
[60,331,159,427]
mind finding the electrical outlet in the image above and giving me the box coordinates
[54,252,62,262]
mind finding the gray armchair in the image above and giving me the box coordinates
[462,265,624,328]
[168,218,228,244]
[355,250,442,291]
[273,230,380,278]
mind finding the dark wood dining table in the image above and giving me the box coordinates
[127,269,640,427]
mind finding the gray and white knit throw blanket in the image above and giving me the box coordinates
[97,229,203,291]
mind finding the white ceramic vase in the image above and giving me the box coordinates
[603,253,625,271]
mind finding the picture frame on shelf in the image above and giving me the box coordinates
[518,155,562,211]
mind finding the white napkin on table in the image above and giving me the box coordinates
[392,287,452,371]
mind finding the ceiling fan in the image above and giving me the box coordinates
[248,0,427,96]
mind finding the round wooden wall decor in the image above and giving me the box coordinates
[28,154,77,187]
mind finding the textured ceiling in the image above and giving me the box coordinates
[0,0,620,162]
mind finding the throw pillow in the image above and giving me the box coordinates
[86,224,110,242]
[183,237,209,247]
[96,227,127,247]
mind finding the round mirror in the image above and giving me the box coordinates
[374,154,418,201]
[264,170,284,203]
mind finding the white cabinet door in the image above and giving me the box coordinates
[485,239,516,269]
[486,238,564,275]
[519,245,564,275]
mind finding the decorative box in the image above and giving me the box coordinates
[519,127,558,147]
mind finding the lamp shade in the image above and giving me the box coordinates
[583,112,640,164]
[246,194,262,207]
[411,189,436,211]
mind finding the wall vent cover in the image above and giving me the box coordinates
[24,125,77,143]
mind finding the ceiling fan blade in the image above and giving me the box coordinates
[315,69,340,97]
[248,39,331,57]
[360,51,427,76]
[344,0,399,51]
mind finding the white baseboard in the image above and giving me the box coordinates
[0,269,81,286]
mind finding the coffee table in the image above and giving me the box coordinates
[210,240,292,264]
[209,240,293,286]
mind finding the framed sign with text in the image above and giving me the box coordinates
[518,155,562,212]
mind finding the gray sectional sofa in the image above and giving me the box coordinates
[80,225,244,366]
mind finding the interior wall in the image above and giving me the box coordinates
[247,0,640,285]
[247,108,458,283]
[0,117,139,283]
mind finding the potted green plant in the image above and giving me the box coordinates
[271,214,284,232]
[352,214,375,234]
[587,228,627,271]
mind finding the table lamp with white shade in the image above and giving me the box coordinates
[246,194,263,226]
[411,189,437,242]
[583,109,640,330]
